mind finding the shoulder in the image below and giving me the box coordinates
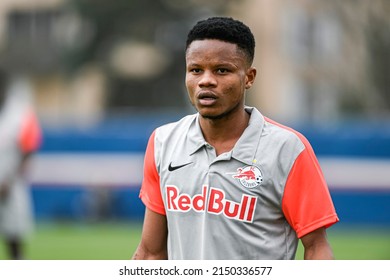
[154,113,197,141]
[259,116,319,166]
[247,107,308,150]
[263,116,311,151]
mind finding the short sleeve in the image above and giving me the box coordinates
[139,130,166,215]
[282,140,339,238]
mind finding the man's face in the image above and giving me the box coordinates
[185,39,255,120]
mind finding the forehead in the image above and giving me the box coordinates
[186,39,246,65]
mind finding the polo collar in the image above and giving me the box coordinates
[186,107,265,165]
[232,107,264,165]
[187,113,208,155]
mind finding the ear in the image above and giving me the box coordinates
[245,67,257,89]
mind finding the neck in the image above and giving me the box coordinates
[199,108,250,155]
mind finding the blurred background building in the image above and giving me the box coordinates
[0,0,388,225]
[1,0,389,123]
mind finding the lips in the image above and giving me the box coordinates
[197,91,217,106]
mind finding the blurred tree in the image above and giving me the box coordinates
[366,9,390,114]
[63,0,232,112]
[322,0,390,119]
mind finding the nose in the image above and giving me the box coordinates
[198,70,217,88]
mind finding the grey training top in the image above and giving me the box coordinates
[140,107,339,259]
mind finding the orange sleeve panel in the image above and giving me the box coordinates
[282,139,339,238]
[19,109,42,154]
[139,130,166,215]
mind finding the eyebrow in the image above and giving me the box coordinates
[186,61,237,67]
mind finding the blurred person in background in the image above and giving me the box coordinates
[132,17,339,260]
[0,71,42,259]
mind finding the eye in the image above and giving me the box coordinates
[189,68,202,74]
[216,68,229,74]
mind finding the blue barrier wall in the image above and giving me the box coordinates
[31,115,390,225]
[32,185,145,221]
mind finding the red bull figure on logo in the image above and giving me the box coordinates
[233,166,258,181]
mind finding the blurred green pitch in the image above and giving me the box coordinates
[0,222,389,260]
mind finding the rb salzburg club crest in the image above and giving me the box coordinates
[232,166,263,188]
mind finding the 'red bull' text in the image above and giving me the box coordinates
[165,185,257,222]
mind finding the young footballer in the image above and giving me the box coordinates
[132,17,339,260]
[0,74,42,260]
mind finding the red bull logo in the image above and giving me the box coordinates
[233,168,256,180]
[165,185,257,223]
[232,166,263,188]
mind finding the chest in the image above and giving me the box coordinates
[160,144,285,222]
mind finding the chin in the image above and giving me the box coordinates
[199,110,228,120]
[198,104,241,120]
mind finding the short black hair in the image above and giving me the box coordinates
[186,17,255,64]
